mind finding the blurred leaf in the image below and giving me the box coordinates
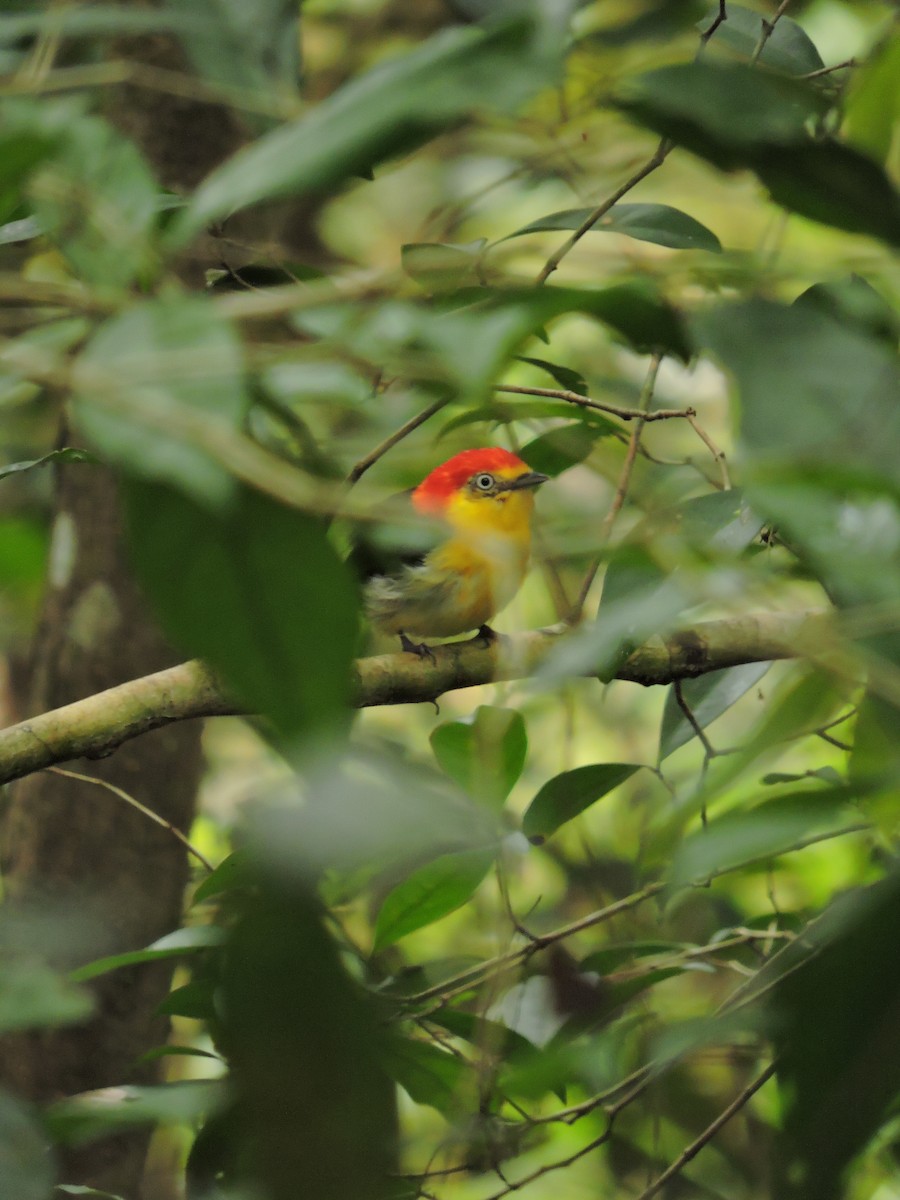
[772,870,900,1200]
[126,482,358,741]
[222,880,397,1200]
[668,787,854,888]
[0,959,92,1033]
[0,448,96,482]
[57,1187,127,1199]
[47,1081,223,1146]
[382,1035,474,1116]
[615,62,826,169]
[516,355,588,395]
[164,0,300,106]
[374,847,496,950]
[0,6,203,42]
[157,979,216,1020]
[192,850,251,903]
[698,298,900,486]
[402,241,485,290]
[429,1009,541,1067]
[74,297,248,507]
[844,31,900,165]
[518,422,607,476]
[616,63,900,247]
[794,275,898,349]
[523,763,640,841]
[0,1090,55,1200]
[30,112,159,287]
[659,661,772,761]
[671,488,766,555]
[699,4,824,75]
[439,399,617,439]
[431,706,527,808]
[503,203,721,252]
[71,925,225,983]
[174,14,570,240]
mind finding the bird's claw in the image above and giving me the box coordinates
[399,633,437,664]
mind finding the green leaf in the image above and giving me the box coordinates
[615,63,900,247]
[382,1036,474,1116]
[517,422,607,476]
[0,448,97,482]
[173,15,569,242]
[615,62,826,170]
[0,6,205,43]
[374,847,496,951]
[772,871,900,1200]
[438,399,617,439]
[0,959,92,1033]
[516,355,588,395]
[0,1090,56,1200]
[47,1081,224,1147]
[658,661,772,761]
[57,1187,127,1200]
[697,298,900,487]
[71,925,225,983]
[222,878,397,1200]
[504,203,721,252]
[845,31,900,164]
[192,850,251,903]
[157,979,216,1020]
[430,705,527,808]
[74,297,248,508]
[794,276,898,350]
[126,482,359,741]
[522,763,640,841]
[668,787,854,888]
[699,4,824,75]
[402,241,485,290]
[30,112,159,287]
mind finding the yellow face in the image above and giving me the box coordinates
[444,465,540,539]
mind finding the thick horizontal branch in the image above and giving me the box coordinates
[0,611,827,787]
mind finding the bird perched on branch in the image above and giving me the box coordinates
[362,447,548,658]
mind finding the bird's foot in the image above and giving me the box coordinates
[399,632,436,663]
[475,624,498,647]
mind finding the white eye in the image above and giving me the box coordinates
[474,473,495,491]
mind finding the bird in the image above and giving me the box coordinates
[362,447,549,658]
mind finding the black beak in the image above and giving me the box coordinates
[502,471,550,492]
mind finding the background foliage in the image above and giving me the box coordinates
[1,1,899,1198]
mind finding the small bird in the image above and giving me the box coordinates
[363,447,548,658]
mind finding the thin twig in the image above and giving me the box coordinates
[535,142,671,285]
[495,383,694,424]
[633,1063,778,1200]
[46,767,214,872]
[346,394,452,486]
[801,57,856,79]
[750,0,792,65]
[685,413,730,490]
[573,354,662,618]
[698,1,728,48]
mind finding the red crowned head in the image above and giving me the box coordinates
[412,448,533,514]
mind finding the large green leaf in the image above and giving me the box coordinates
[522,763,640,841]
[431,706,527,809]
[518,422,608,476]
[222,879,397,1200]
[74,296,248,507]
[174,12,570,241]
[503,203,721,252]
[29,112,159,287]
[615,62,900,247]
[382,1035,475,1117]
[0,1090,55,1200]
[772,870,900,1200]
[71,925,226,983]
[374,846,497,951]
[125,481,359,741]
[844,31,900,164]
[698,4,824,75]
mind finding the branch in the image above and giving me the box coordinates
[0,611,827,786]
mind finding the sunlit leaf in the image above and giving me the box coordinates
[374,847,496,950]
[523,764,640,841]
[71,926,226,983]
[431,706,527,808]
